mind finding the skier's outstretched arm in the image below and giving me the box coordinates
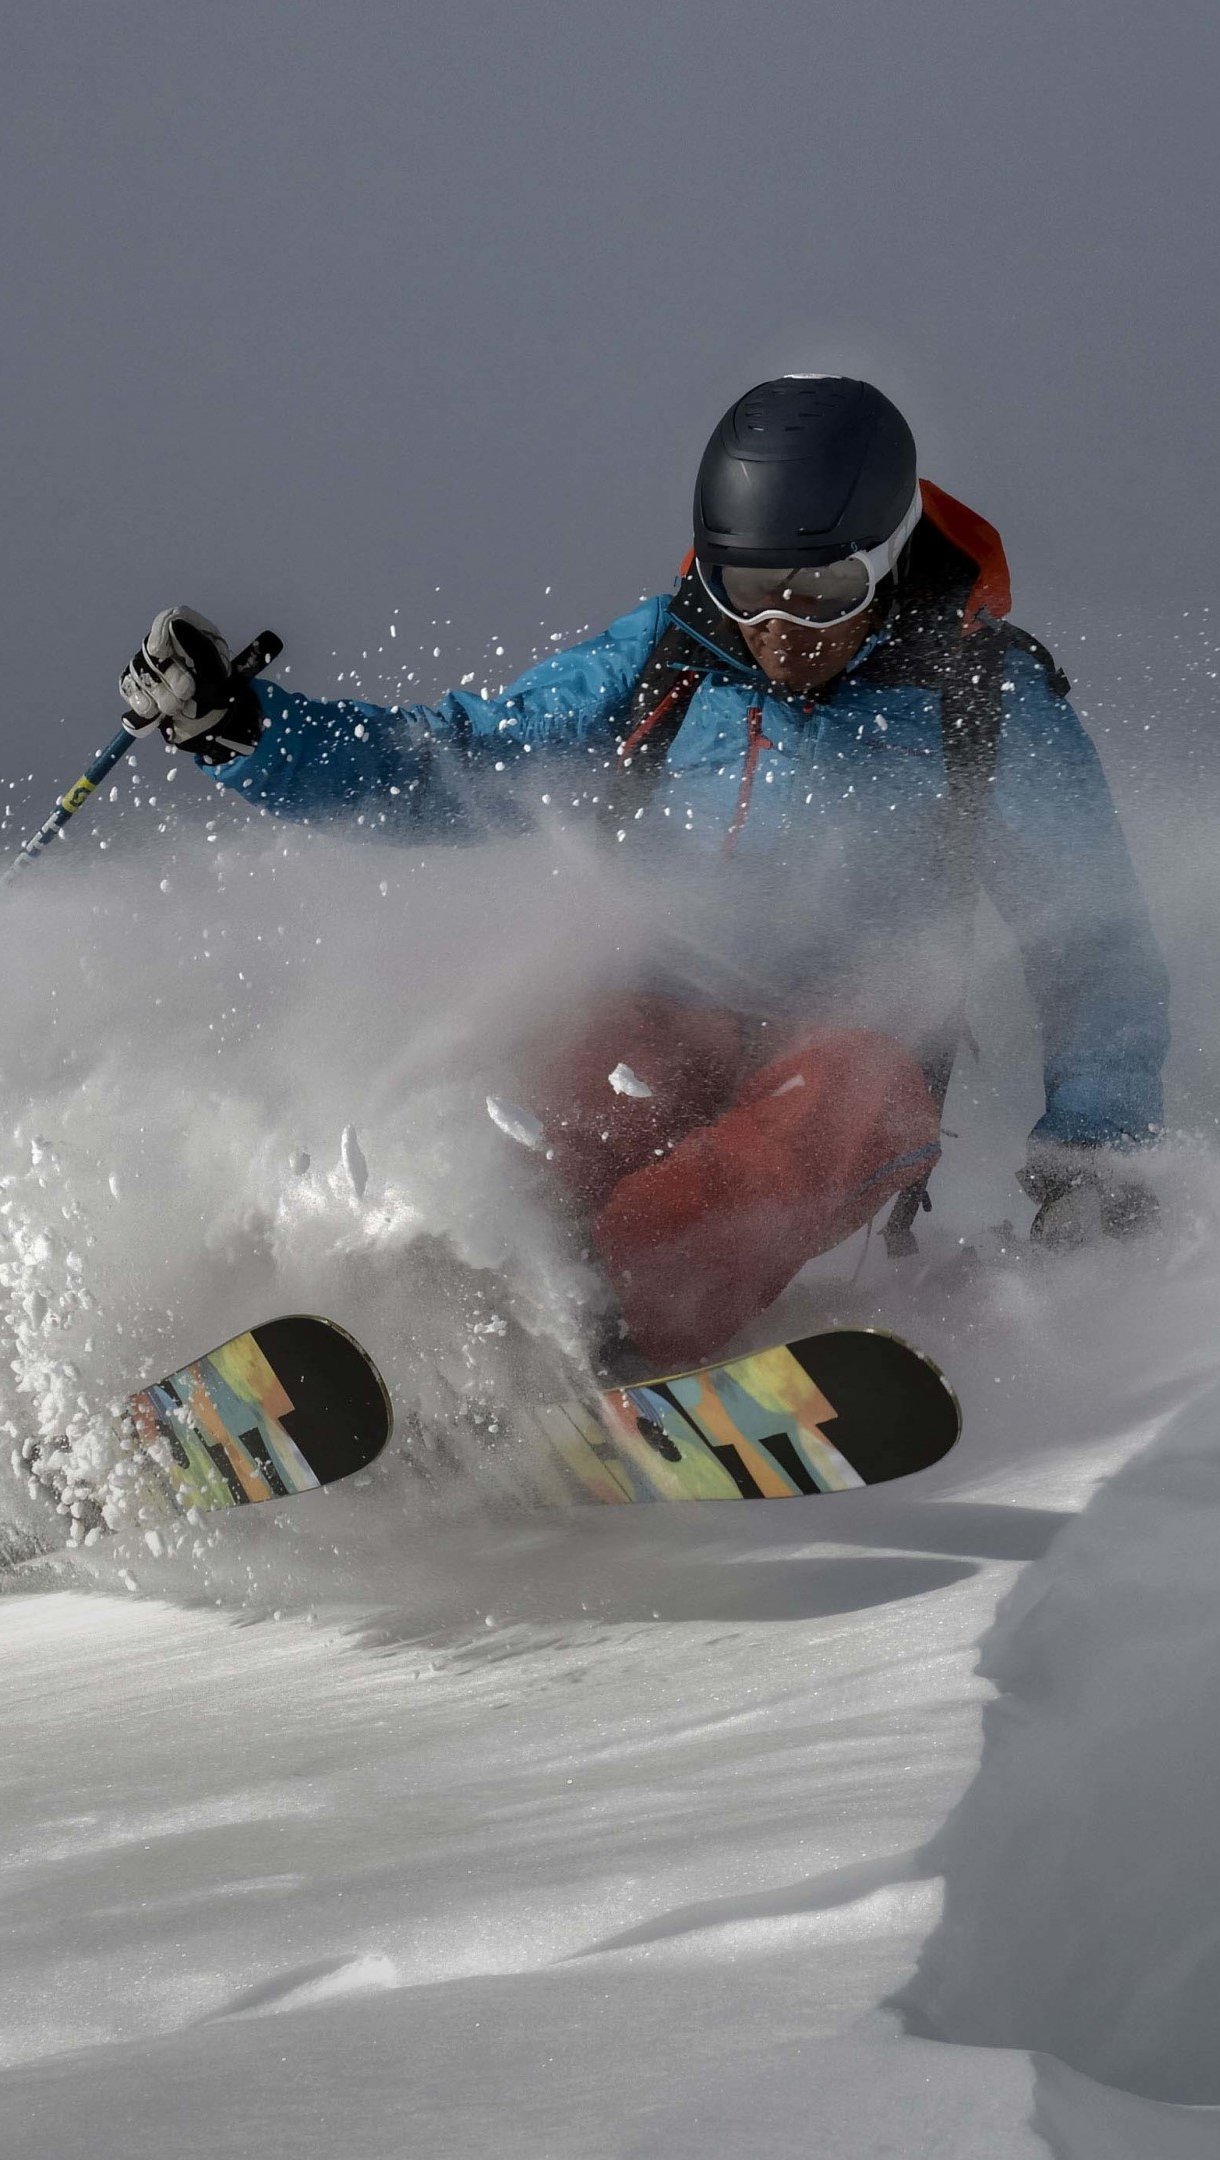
[120,600,666,836]
[982,649,1170,1157]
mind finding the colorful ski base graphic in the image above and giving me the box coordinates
[524,1329,960,1504]
[112,1317,953,1525]
[125,1316,392,1515]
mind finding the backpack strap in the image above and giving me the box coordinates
[616,620,705,769]
[878,610,1069,1254]
[605,565,758,820]
[1002,622,1071,696]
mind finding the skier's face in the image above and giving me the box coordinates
[737,602,878,693]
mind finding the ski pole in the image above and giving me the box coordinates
[2,629,283,887]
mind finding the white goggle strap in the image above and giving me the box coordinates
[877,484,923,577]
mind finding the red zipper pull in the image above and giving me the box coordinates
[749,704,774,753]
[726,705,773,851]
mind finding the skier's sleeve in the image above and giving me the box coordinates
[982,649,1170,1151]
[204,598,665,835]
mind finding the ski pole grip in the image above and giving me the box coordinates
[232,630,283,684]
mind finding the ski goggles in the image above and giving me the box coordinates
[697,486,922,630]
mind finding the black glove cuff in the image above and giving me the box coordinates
[191,685,266,767]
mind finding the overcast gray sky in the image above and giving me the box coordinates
[4,0,1220,813]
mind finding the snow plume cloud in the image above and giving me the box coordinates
[0,803,669,1561]
[0,740,1217,1597]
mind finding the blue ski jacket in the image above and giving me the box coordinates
[211,593,1170,1154]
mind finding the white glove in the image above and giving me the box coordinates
[120,608,258,756]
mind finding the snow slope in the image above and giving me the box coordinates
[2,793,1220,2155]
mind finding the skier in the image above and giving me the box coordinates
[120,376,1169,1366]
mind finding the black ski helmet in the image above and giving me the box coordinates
[693,375,918,569]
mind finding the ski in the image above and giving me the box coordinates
[488,1327,961,1505]
[21,1315,394,1535]
[122,1313,392,1512]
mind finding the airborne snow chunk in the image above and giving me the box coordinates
[608,1062,653,1099]
[485,1096,546,1151]
[341,1125,368,1197]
